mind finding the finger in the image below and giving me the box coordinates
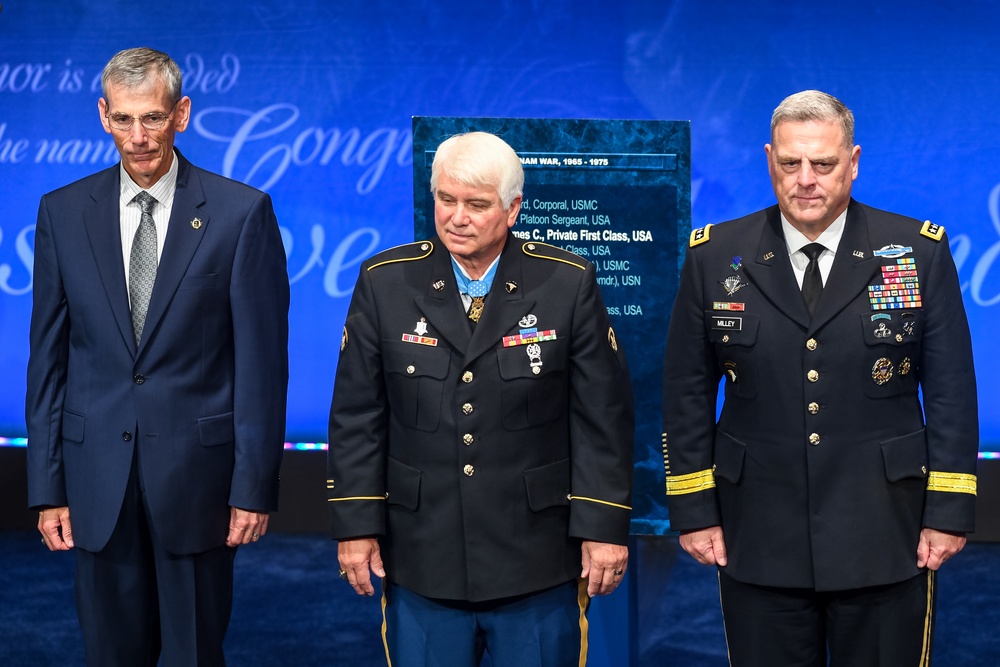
[711,534,728,567]
[349,567,374,596]
[60,518,75,548]
[916,537,930,569]
[369,550,386,579]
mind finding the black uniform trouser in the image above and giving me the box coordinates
[719,570,935,667]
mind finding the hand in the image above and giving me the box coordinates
[38,506,74,551]
[227,507,269,547]
[679,526,728,567]
[580,540,628,598]
[917,527,966,570]
[338,537,385,596]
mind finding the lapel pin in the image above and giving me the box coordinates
[191,218,203,230]
[505,280,517,294]
[432,280,445,291]
[853,250,865,258]
[763,251,775,261]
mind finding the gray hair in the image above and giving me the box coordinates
[101,47,182,103]
[771,90,855,148]
[430,132,524,210]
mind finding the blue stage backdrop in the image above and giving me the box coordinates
[3,1,999,464]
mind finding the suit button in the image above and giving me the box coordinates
[807,370,819,382]
[809,433,821,445]
[122,431,132,441]
[462,403,474,415]
[463,464,475,477]
[463,433,474,446]
[406,365,415,375]
[808,402,820,414]
[806,338,818,351]
[462,371,474,383]
[133,374,145,384]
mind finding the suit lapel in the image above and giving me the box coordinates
[808,200,879,334]
[81,166,135,355]
[465,236,534,365]
[415,247,471,354]
[138,155,209,356]
[741,207,811,328]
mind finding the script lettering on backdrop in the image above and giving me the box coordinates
[1,53,413,298]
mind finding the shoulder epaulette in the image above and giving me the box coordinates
[367,240,434,271]
[690,224,713,247]
[919,220,945,242]
[521,242,587,270]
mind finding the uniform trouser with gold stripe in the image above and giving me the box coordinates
[382,579,590,667]
[719,570,936,667]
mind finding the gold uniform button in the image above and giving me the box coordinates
[809,433,821,445]
[896,334,903,343]
[722,335,730,343]
[807,370,819,383]
[406,365,415,374]
[806,338,818,351]
[462,403,474,415]
[463,464,475,477]
[462,371,474,383]
[808,402,820,414]
[463,433,474,445]
[921,466,928,475]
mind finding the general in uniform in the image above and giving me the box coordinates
[662,91,978,666]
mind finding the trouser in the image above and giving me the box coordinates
[719,569,935,667]
[382,578,590,667]
[75,449,236,667]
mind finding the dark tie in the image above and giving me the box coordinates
[466,279,488,324]
[801,242,825,316]
[130,191,158,346]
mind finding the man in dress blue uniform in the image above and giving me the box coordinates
[328,131,634,666]
[27,48,289,666]
[662,90,978,666]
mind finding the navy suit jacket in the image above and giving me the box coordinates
[26,153,289,556]
[328,234,634,602]
[663,200,978,591]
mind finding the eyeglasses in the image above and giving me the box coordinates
[106,100,179,131]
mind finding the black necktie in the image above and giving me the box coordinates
[801,243,825,316]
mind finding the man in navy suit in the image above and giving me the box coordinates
[26,47,289,666]
[663,90,978,666]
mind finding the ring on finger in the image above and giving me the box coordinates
[339,568,349,581]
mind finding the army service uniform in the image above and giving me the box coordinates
[662,200,978,665]
[328,233,634,606]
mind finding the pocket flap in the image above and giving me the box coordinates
[384,342,450,379]
[61,410,85,443]
[706,312,759,346]
[524,458,570,511]
[198,412,234,447]
[713,429,746,484]
[386,457,422,510]
[881,429,928,482]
